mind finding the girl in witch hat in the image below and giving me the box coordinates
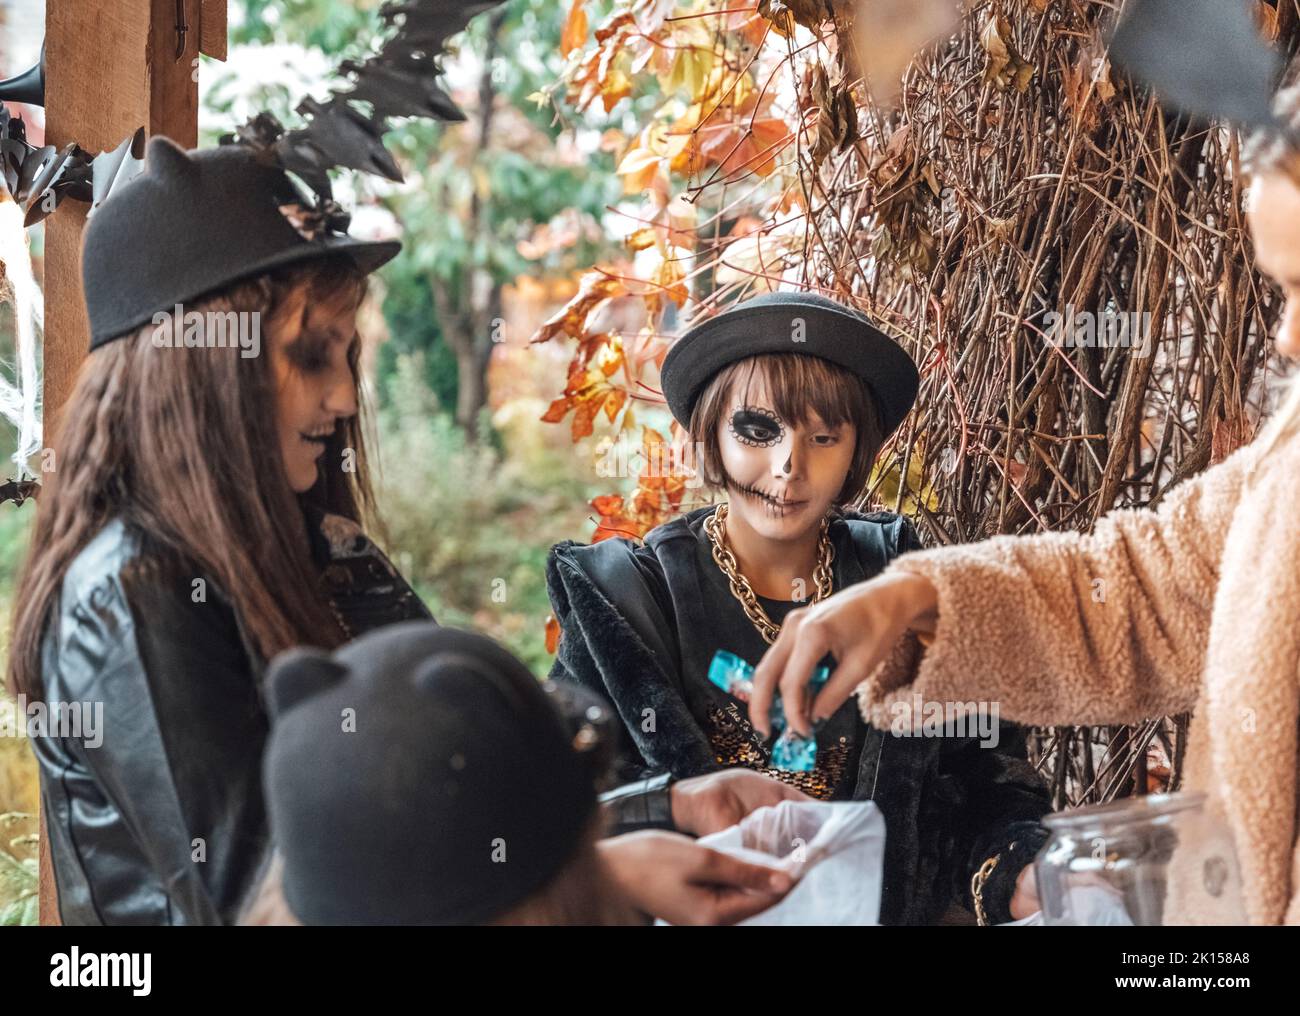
[546,291,1052,925]
[6,136,433,925]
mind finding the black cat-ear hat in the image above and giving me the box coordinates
[81,135,401,350]
[262,622,610,926]
[660,291,919,437]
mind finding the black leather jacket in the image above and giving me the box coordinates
[32,509,431,925]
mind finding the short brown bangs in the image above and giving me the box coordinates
[706,353,878,432]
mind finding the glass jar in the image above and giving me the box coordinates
[1035,791,1245,925]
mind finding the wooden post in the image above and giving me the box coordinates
[38,0,225,926]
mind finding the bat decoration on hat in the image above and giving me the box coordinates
[1109,0,1287,132]
[220,0,502,239]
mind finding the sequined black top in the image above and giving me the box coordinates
[629,506,914,801]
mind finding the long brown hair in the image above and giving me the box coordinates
[8,256,375,699]
[487,820,639,926]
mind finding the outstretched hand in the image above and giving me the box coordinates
[749,572,940,738]
[598,830,795,925]
[670,769,812,837]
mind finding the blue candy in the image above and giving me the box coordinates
[771,729,819,771]
[706,650,829,773]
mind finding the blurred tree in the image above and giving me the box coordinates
[212,0,626,438]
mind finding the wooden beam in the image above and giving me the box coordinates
[43,0,205,434]
[201,0,229,61]
[39,0,226,928]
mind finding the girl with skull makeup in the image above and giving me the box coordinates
[546,292,1052,924]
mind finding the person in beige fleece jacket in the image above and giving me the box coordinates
[747,91,1300,926]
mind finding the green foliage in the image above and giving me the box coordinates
[376,257,459,412]
[0,814,37,927]
[0,509,39,926]
[233,0,379,50]
[374,355,593,674]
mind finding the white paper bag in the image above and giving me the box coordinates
[672,800,887,926]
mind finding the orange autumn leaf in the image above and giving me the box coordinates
[571,384,609,439]
[587,426,692,542]
[648,254,689,313]
[591,493,625,516]
[665,103,719,178]
[542,365,630,440]
[599,65,634,112]
[697,115,792,178]
[691,87,794,180]
[726,7,771,47]
[528,272,622,346]
[626,225,657,251]
[604,387,628,423]
[595,9,636,44]
[544,614,562,654]
[590,492,640,543]
[541,393,576,424]
[567,17,636,113]
[617,144,663,194]
[561,0,589,57]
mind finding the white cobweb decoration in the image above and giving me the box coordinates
[0,194,42,478]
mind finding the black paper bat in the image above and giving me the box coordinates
[0,43,147,226]
[0,478,39,508]
[0,107,146,228]
[1109,0,1285,130]
[220,0,504,224]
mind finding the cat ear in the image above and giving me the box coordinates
[265,647,348,720]
[144,135,199,181]
[1110,0,1281,129]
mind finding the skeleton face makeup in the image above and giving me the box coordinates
[271,284,361,494]
[716,372,856,547]
[729,406,786,447]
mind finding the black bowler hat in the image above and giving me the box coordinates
[262,622,610,926]
[660,291,919,436]
[81,135,401,350]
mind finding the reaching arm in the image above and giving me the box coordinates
[858,440,1261,729]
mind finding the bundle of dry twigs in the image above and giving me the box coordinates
[542,0,1300,806]
[820,0,1294,805]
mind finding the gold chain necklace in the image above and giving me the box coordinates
[704,502,835,645]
